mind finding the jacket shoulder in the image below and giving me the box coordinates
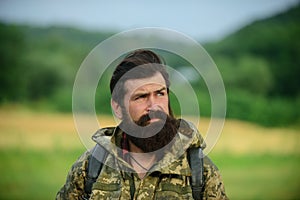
[202,156,229,200]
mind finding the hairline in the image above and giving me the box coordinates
[120,71,168,105]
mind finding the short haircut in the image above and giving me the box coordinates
[110,49,170,104]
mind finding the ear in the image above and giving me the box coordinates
[111,99,123,119]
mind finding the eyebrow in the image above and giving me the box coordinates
[156,87,167,93]
[131,87,167,99]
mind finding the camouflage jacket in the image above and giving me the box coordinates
[56,121,228,200]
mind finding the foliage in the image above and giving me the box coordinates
[206,3,300,97]
[226,90,300,126]
[0,4,300,127]
[0,24,27,101]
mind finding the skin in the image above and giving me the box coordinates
[111,72,170,178]
[111,72,169,123]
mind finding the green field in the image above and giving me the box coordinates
[0,108,299,199]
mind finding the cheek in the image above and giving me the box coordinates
[128,103,144,121]
[160,97,170,113]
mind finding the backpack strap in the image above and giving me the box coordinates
[188,147,204,200]
[84,144,204,200]
[84,144,108,199]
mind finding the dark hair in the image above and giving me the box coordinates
[110,49,170,104]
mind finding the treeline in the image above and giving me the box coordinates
[205,4,300,126]
[0,4,299,127]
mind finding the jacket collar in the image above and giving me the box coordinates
[92,119,206,176]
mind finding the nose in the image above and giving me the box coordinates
[146,96,162,112]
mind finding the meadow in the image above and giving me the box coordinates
[0,107,299,200]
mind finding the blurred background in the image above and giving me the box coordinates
[0,0,299,199]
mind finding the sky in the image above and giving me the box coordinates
[0,0,299,42]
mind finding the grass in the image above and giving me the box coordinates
[0,148,84,200]
[0,149,299,200]
[211,153,300,200]
[0,107,299,199]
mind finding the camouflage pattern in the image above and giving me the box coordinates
[56,121,228,199]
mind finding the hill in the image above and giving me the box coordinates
[0,4,299,126]
[206,3,300,97]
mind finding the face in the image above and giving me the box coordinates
[112,72,178,153]
[122,72,169,123]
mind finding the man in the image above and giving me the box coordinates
[56,49,228,199]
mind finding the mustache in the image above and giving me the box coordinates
[136,110,168,126]
[120,110,171,139]
[127,111,179,153]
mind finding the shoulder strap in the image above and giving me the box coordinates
[84,144,108,198]
[188,147,204,200]
[84,144,204,199]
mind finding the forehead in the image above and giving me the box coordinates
[124,72,166,95]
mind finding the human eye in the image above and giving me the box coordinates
[157,89,166,97]
[157,90,166,97]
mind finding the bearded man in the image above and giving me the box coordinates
[56,49,228,200]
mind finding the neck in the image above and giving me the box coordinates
[128,140,157,178]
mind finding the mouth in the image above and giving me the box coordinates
[137,111,167,126]
[148,118,161,124]
[140,118,160,126]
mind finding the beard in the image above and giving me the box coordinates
[120,110,179,153]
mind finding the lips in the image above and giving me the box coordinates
[137,110,167,126]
